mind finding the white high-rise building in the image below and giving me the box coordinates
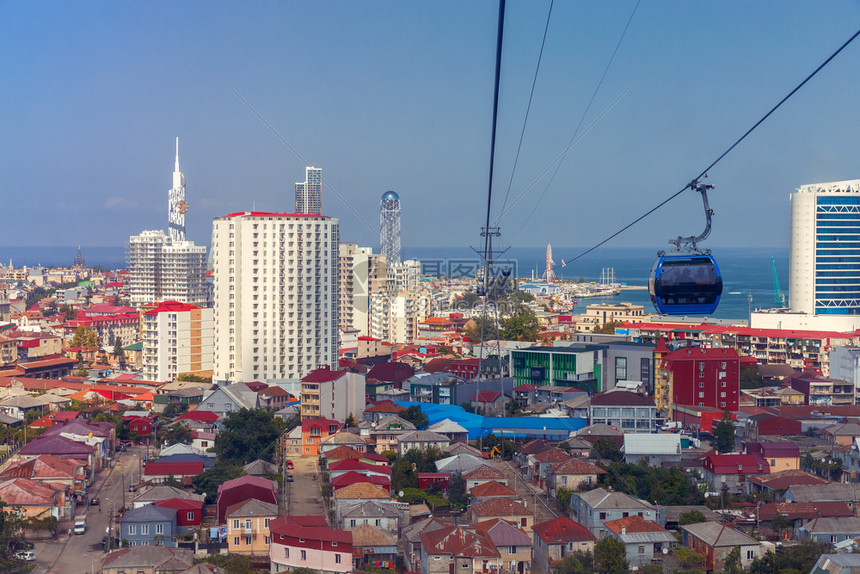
[127,230,208,307]
[142,301,213,382]
[211,211,339,383]
[339,243,384,337]
[753,178,860,332]
[296,167,322,214]
[168,138,187,241]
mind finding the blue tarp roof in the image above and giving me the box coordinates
[393,401,586,440]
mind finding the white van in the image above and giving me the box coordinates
[74,516,86,535]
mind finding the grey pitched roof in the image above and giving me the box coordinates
[681,521,760,547]
[133,485,205,504]
[122,504,177,523]
[427,419,468,434]
[102,546,193,570]
[225,498,278,518]
[788,483,859,502]
[243,459,278,476]
[374,415,416,432]
[802,516,860,534]
[578,488,654,511]
[616,530,677,545]
[661,505,722,523]
[398,430,450,443]
[342,500,402,519]
[320,431,366,445]
[435,453,489,473]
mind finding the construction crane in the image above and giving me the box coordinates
[772,256,786,308]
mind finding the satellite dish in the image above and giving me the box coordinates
[398,490,404,498]
[662,548,669,555]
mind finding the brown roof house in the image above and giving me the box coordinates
[681,521,763,572]
[469,497,533,533]
[473,518,533,574]
[604,515,677,567]
[333,482,390,517]
[461,464,507,489]
[469,480,520,505]
[101,546,194,574]
[419,524,501,574]
[533,515,596,574]
[546,458,607,498]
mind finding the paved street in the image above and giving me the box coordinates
[285,455,326,518]
[32,445,145,574]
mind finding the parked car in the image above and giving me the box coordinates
[115,444,126,452]
[15,551,35,561]
[128,484,139,492]
[286,474,294,482]
[285,460,294,470]
[90,497,100,506]
[12,540,34,550]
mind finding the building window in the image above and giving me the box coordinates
[285,548,289,558]
[301,550,307,561]
[638,546,645,555]
[245,536,251,545]
[156,524,163,535]
[747,550,755,560]
[187,512,194,521]
[335,554,342,564]
[265,536,270,545]
[141,525,149,535]
[615,357,627,380]
[264,518,270,528]
[233,537,239,546]
[128,525,136,535]
[233,519,240,529]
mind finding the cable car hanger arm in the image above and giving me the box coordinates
[663,177,714,255]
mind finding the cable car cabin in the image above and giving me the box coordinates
[649,255,722,315]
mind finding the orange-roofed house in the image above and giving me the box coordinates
[469,480,521,505]
[0,477,69,519]
[362,400,407,423]
[547,458,607,498]
[469,497,534,533]
[419,524,501,574]
[604,515,677,566]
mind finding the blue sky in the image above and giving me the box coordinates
[1,1,859,255]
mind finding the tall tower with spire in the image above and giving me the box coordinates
[380,191,401,265]
[168,137,187,241]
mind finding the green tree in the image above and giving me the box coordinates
[464,315,497,344]
[749,540,830,574]
[192,463,245,504]
[344,414,356,428]
[446,472,467,507]
[555,550,594,574]
[113,336,126,369]
[594,536,629,574]
[674,547,706,568]
[157,422,193,447]
[591,437,623,463]
[71,325,98,349]
[177,373,213,384]
[678,509,706,525]
[215,408,285,465]
[598,463,704,506]
[197,553,259,573]
[740,364,765,389]
[556,488,573,511]
[593,321,624,335]
[501,306,540,341]
[714,412,736,453]
[723,546,743,574]
[400,405,429,429]
[0,499,22,560]
[770,513,792,538]
[162,402,188,419]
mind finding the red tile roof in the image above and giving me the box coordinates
[469,480,519,498]
[143,461,205,477]
[591,391,655,407]
[269,515,353,544]
[420,525,501,558]
[532,448,571,464]
[703,454,769,475]
[328,459,392,474]
[177,411,220,423]
[302,366,346,383]
[552,458,607,476]
[470,497,530,517]
[604,515,669,535]
[533,516,596,544]
[364,401,406,414]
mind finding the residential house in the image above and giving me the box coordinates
[321,445,389,469]
[258,385,292,410]
[546,458,606,498]
[747,469,828,496]
[758,501,853,535]
[154,498,204,535]
[367,415,415,453]
[426,419,469,443]
[133,485,205,509]
[604,516,676,567]
[623,433,681,466]
[120,505,179,547]
[589,390,658,434]
[472,518,533,574]
[300,366,365,422]
[681,521,763,572]
[351,524,398,571]
[143,461,204,485]
[226,498,278,556]
[365,362,414,402]
[340,500,401,533]
[407,372,460,405]
[319,431,367,454]
[746,442,800,473]
[328,459,392,481]
[569,488,658,538]
[419,524,501,574]
[362,400,406,423]
[436,453,492,475]
[216,475,278,524]
[403,517,453,572]
[0,454,86,496]
[198,384,258,417]
[19,435,96,481]
[701,453,769,495]
[469,480,521,505]
[396,430,450,456]
[527,447,571,489]
[785,483,860,513]
[0,477,68,520]
[809,554,860,574]
[462,464,507,489]
[469,498,533,533]
[532,516,597,574]
[101,546,194,574]
[822,423,860,447]
[573,423,624,448]
[301,418,342,457]
[799,517,860,544]
[269,515,353,574]
[332,482,390,518]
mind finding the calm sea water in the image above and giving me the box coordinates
[0,245,789,321]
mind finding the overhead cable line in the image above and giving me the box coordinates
[509,0,641,238]
[225,81,379,238]
[498,0,555,220]
[563,26,860,265]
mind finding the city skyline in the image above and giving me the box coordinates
[2,2,859,254]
